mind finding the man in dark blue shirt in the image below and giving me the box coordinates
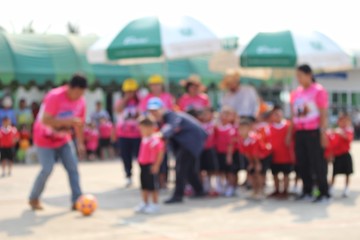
[147,97,207,204]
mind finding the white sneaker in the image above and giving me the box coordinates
[143,204,160,214]
[343,188,350,198]
[224,187,236,197]
[329,187,334,196]
[1,172,5,178]
[125,178,132,188]
[134,202,147,213]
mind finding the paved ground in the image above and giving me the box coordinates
[1,142,360,240]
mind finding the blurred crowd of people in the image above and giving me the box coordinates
[24,66,356,211]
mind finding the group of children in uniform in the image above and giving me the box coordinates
[132,103,355,213]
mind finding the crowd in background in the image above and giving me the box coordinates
[17,66,355,212]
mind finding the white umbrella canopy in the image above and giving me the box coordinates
[87,16,222,65]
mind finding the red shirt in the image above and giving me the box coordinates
[254,122,272,158]
[138,135,165,165]
[270,120,294,164]
[99,121,113,139]
[202,121,216,149]
[333,127,353,157]
[239,132,270,160]
[214,123,237,154]
[0,126,18,148]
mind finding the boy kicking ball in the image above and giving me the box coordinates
[135,115,164,214]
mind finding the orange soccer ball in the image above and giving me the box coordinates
[76,194,97,216]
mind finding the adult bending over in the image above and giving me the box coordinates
[29,74,87,210]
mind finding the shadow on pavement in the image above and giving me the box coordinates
[0,210,67,237]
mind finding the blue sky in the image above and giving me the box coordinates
[1,0,358,50]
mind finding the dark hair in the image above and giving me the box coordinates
[96,101,102,105]
[69,74,88,89]
[297,64,316,82]
[239,117,253,126]
[138,115,156,126]
[2,116,10,122]
[185,82,196,93]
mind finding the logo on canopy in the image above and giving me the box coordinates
[180,28,193,36]
[256,46,283,54]
[123,36,148,45]
[310,41,324,51]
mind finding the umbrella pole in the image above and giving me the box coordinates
[163,60,170,92]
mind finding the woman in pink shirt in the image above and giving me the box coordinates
[139,75,174,188]
[139,75,174,112]
[288,64,330,202]
[178,75,210,115]
[115,78,142,187]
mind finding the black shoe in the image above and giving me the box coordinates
[164,197,183,204]
[189,192,207,199]
[312,196,330,204]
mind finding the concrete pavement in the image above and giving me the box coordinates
[0,142,360,240]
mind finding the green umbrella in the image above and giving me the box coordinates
[87,16,221,64]
[241,30,352,71]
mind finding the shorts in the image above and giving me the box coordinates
[259,155,271,175]
[200,148,219,172]
[217,151,240,174]
[249,155,272,175]
[239,153,249,170]
[140,164,159,191]
[1,148,14,161]
[99,138,111,148]
[294,164,300,175]
[333,152,353,176]
[271,163,294,175]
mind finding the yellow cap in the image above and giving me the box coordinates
[122,78,139,92]
[148,75,164,85]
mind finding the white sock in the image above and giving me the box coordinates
[203,176,211,192]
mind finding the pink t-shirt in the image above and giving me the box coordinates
[115,99,141,138]
[202,121,216,149]
[33,86,86,148]
[99,121,113,139]
[138,135,165,165]
[84,128,99,151]
[214,123,237,153]
[178,93,210,111]
[139,92,174,112]
[290,83,328,131]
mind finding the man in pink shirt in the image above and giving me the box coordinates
[29,74,87,211]
[178,75,210,114]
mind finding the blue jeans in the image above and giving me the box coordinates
[118,137,141,178]
[29,141,82,204]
